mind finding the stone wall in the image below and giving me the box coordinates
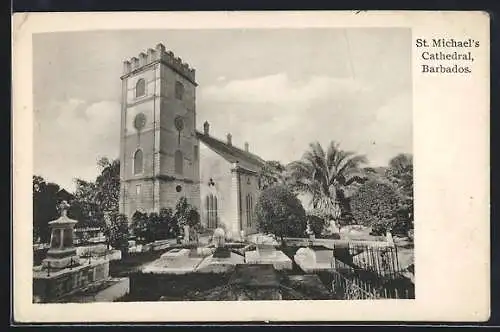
[33,260,110,303]
[199,144,235,231]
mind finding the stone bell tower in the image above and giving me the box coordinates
[119,43,200,220]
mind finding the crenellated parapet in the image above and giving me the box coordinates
[122,43,196,84]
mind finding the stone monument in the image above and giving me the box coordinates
[42,201,80,270]
[33,201,129,303]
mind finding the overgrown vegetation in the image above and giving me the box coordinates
[130,197,201,244]
[102,213,129,253]
[349,180,400,235]
[255,185,307,243]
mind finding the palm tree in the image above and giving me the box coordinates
[287,141,368,221]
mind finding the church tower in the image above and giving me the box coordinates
[119,43,200,220]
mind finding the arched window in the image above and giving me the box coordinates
[246,194,253,227]
[193,145,199,162]
[133,149,143,175]
[206,194,218,229]
[136,78,146,98]
[174,150,183,174]
[175,81,184,100]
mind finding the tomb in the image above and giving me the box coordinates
[212,227,231,258]
[33,201,128,303]
[244,236,292,270]
[294,247,335,273]
[142,248,204,274]
[195,228,244,273]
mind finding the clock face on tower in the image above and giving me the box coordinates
[174,116,184,132]
[134,113,146,131]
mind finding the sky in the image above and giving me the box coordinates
[33,28,412,192]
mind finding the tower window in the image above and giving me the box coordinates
[175,81,184,100]
[206,194,218,229]
[133,149,143,175]
[136,78,146,98]
[193,145,198,161]
[174,150,183,175]
[136,184,142,196]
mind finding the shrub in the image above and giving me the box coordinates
[105,213,129,253]
[130,197,201,243]
[130,211,150,243]
[255,185,307,242]
[349,180,400,235]
[307,214,327,237]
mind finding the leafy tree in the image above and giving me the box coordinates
[287,141,368,221]
[33,176,60,242]
[173,196,201,240]
[186,208,201,228]
[72,157,120,239]
[385,154,413,235]
[386,154,413,200]
[95,158,120,216]
[130,197,201,243]
[258,160,286,190]
[255,185,307,243]
[103,213,129,253]
[349,179,400,235]
[186,208,201,242]
[130,210,150,243]
[307,213,328,237]
[72,178,102,227]
[158,207,177,239]
[174,197,190,226]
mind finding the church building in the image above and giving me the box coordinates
[118,43,264,239]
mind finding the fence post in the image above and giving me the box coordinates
[47,261,50,277]
[395,288,399,299]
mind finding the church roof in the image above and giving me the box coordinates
[196,131,265,171]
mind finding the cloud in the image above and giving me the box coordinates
[198,73,411,167]
[34,99,121,191]
[34,75,411,192]
[200,73,369,106]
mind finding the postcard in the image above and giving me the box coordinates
[12,11,490,323]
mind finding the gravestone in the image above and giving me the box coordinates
[183,225,190,244]
[245,235,292,270]
[212,228,230,258]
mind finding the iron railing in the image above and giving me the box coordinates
[332,243,414,299]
